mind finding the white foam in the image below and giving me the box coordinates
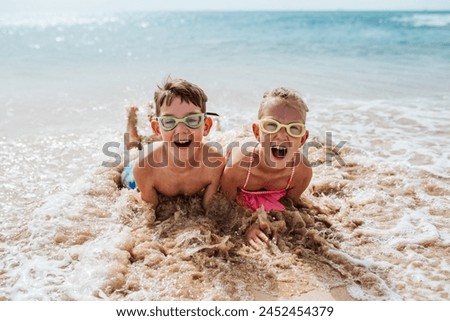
[0,13,119,28]
[1,94,449,300]
[393,13,450,27]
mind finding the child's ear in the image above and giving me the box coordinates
[300,130,309,146]
[151,119,161,135]
[203,116,213,136]
[252,122,260,140]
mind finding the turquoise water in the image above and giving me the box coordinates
[2,11,450,65]
[1,11,449,101]
[1,11,449,136]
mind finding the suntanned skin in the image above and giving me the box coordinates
[133,98,225,210]
[221,97,312,249]
[126,106,142,150]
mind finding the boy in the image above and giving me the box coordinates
[220,87,312,248]
[123,78,225,210]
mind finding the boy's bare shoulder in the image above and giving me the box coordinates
[133,142,165,176]
[203,143,226,160]
[140,142,165,164]
[201,143,226,177]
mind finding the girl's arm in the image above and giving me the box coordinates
[287,163,312,206]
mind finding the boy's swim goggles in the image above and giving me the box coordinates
[157,112,219,131]
[259,118,306,138]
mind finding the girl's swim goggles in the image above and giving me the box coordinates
[259,118,306,138]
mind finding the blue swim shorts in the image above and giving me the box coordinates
[121,161,137,189]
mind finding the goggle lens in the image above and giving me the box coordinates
[157,114,205,131]
[259,119,306,138]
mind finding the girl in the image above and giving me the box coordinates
[221,87,312,248]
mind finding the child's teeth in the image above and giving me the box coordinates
[271,145,288,158]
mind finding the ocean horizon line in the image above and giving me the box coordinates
[2,9,450,15]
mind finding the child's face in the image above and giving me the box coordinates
[151,97,212,160]
[252,98,308,168]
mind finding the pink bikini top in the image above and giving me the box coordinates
[238,148,295,212]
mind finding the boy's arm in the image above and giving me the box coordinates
[139,186,159,208]
[202,156,226,209]
[133,162,159,208]
[203,178,219,210]
[220,165,240,201]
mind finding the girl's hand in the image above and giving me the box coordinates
[246,221,271,250]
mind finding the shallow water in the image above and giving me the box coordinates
[1,96,449,300]
[1,11,449,300]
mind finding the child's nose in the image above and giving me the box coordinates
[273,127,289,140]
[174,122,191,134]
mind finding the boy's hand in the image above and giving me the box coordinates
[246,222,271,250]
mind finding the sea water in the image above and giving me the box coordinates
[0,11,449,300]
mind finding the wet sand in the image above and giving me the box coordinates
[1,99,449,301]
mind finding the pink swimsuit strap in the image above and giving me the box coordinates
[242,145,295,191]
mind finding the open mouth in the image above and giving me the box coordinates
[174,140,193,148]
[271,145,288,158]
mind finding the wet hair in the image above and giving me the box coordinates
[154,77,208,116]
[258,87,309,119]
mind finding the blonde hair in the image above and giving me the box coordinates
[258,87,309,119]
[154,77,208,116]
